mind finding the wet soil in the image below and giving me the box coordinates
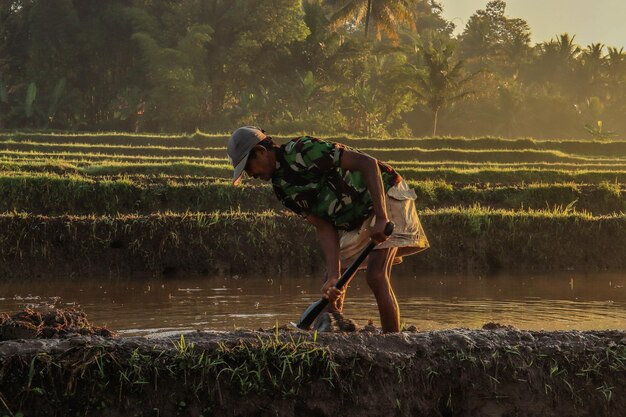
[0,309,625,417]
[0,308,113,340]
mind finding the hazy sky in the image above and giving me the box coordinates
[439,0,626,48]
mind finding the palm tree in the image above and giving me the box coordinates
[606,47,625,81]
[533,33,581,96]
[555,33,581,62]
[325,0,417,42]
[605,47,626,128]
[538,33,581,67]
[579,43,606,97]
[405,39,477,135]
[349,53,412,136]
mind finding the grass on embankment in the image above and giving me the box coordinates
[0,140,217,157]
[7,149,626,172]
[0,160,233,177]
[0,175,623,215]
[6,158,626,184]
[0,149,225,164]
[360,148,626,164]
[1,208,626,278]
[398,167,626,184]
[10,153,626,176]
[3,131,626,157]
[0,130,227,147]
[4,140,626,164]
[1,330,624,417]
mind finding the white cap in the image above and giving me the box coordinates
[227,126,267,185]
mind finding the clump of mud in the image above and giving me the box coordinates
[482,321,517,330]
[313,311,359,332]
[0,308,113,341]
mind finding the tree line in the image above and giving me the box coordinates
[0,0,624,138]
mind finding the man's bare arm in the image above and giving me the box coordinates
[340,149,390,243]
[306,214,340,281]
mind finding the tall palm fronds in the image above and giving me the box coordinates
[554,33,581,62]
[607,47,625,80]
[579,43,606,93]
[325,0,417,43]
[604,47,626,127]
[530,33,581,96]
[537,33,581,68]
[583,43,605,63]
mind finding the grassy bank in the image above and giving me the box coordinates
[0,329,624,417]
[5,141,626,164]
[6,159,626,184]
[1,209,626,279]
[3,132,626,157]
[0,211,318,278]
[398,167,626,184]
[8,151,626,171]
[0,175,624,215]
[1,131,626,277]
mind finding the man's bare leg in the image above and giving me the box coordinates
[366,247,400,332]
[386,249,400,328]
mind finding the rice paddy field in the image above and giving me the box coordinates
[2,131,626,417]
[1,130,626,277]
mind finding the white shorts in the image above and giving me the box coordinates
[338,179,429,267]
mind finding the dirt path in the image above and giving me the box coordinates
[1,312,625,417]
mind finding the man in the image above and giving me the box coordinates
[227,126,429,332]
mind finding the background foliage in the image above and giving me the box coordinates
[1,0,624,138]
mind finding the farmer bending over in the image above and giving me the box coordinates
[227,127,429,332]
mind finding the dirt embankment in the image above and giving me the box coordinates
[3,211,626,280]
[0,310,625,417]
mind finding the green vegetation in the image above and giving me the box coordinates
[0,326,625,416]
[0,175,624,216]
[5,134,626,156]
[1,1,625,138]
[0,334,339,416]
[5,132,626,186]
[2,208,626,278]
[398,167,626,184]
[0,130,625,275]
[1,2,625,414]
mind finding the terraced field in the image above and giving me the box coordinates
[1,131,625,278]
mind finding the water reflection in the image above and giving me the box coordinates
[0,271,624,335]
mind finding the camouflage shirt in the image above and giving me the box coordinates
[271,136,401,231]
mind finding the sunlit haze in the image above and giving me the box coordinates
[440,0,626,48]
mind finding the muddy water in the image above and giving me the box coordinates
[0,271,624,335]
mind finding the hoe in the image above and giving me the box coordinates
[296,222,394,329]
